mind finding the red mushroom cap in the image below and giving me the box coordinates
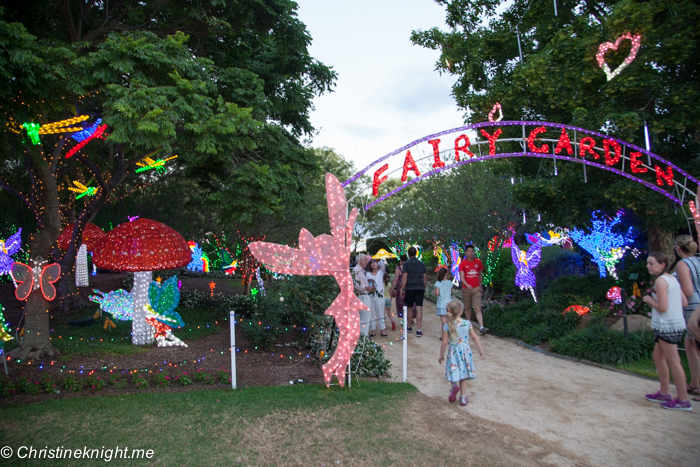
[92,218,191,272]
[57,222,107,251]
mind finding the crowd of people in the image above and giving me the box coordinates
[352,240,700,411]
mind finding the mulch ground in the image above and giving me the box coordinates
[0,273,325,406]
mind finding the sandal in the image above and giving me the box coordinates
[693,396,700,402]
[380,333,388,337]
[686,384,700,396]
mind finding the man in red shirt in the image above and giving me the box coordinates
[459,244,489,335]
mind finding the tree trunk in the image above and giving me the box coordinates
[647,224,674,260]
[10,148,63,358]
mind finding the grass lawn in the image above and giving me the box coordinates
[0,382,484,466]
[8,306,225,359]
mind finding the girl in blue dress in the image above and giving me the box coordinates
[438,299,484,406]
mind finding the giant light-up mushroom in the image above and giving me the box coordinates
[57,223,106,287]
[92,218,190,345]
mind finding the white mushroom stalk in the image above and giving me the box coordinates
[75,244,89,287]
[132,271,154,345]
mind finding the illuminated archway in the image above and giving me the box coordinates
[343,121,698,212]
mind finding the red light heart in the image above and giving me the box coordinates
[596,33,642,81]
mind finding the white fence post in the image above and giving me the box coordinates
[230,311,237,390]
[403,306,407,382]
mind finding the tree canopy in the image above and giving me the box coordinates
[411,0,700,236]
[0,0,336,356]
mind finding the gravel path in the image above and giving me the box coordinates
[379,299,699,466]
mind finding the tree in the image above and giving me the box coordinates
[411,0,700,253]
[0,1,336,356]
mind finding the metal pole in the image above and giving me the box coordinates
[553,0,558,16]
[230,311,237,389]
[403,305,408,382]
[516,26,524,62]
[622,290,629,340]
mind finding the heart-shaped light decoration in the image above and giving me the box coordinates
[488,102,503,122]
[596,32,642,81]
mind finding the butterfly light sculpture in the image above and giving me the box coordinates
[248,173,364,387]
[511,238,542,302]
[10,257,61,301]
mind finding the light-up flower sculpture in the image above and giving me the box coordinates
[511,238,542,301]
[569,211,634,279]
[57,223,106,287]
[92,219,191,345]
[248,173,365,387]
[388,239,422,260]
[0,228,22,277]
[607,286,623,305]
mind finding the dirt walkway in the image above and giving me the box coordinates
[380,299,699,466]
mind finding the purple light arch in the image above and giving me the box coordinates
[343,120,699,210]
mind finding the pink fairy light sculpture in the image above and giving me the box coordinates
[511,237,542,301]
[248,173,365,387]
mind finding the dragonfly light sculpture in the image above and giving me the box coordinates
[135,155,178,173]
[68,181,98,199]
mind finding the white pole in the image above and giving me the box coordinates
[402,305,407,382]
[230,311,237,390]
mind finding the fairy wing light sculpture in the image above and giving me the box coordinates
[248,173,366,387]
[511,237,542,302]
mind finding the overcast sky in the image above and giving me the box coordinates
[295,0,465,177]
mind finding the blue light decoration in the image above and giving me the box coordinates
[449,243,461,286]
[89,289,134,321]
[569,211,634,279]
[186,241,209,272]
[0,228,22,276]
[511,238,542,301]
[70,118,102,142]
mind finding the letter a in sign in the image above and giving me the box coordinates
[401,150,421,182]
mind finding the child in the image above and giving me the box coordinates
[642,251,692,411]
[438,299,484,406]
[434,267,453,330]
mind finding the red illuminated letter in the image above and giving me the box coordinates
[401,151,421,182]
[527,126,549,153]
[603,139,622,166]
[480,129,502,156]
[630,152,647,173]
[655,165,674,186]
[428,139,444,168]
[554,128,574,155]
[373,164,389,196]
[578,137,598,159]
[454,134,474,161]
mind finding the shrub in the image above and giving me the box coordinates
[40,375,60,393]
[174,372,192,386]
[273,276,339,329]
[0,378,17,397]
[108,374,127,389]
[85,375,105,391]
[15,377,40,395]
[153,373,171,387]
[216,368,231,384]
[240,295,283,350]
[311,334,391,378]
[193,369,216,384]
[551,321,655,365]
[131,374,149,389]
[62,375,83,393]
